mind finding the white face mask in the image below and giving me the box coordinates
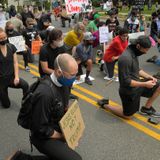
[54,40,64,47]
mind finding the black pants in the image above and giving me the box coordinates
[61,16,71,27]
[105,61,116,78]
[17,51,29,67]
[30,136,82,160]
[0,76,29,108]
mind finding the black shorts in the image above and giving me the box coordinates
[119,82,160,116]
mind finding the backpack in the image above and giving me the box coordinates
[17,77,55,130]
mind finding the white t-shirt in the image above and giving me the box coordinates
[0,12,6,29]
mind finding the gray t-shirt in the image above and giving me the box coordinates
[74,43,92,62]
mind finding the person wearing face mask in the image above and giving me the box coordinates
[7,53,82,160]
[86,14,100,33]
[103,27,128,82]
[64,22,85,54]
[124,10,140,33]
[0,28,29,108]
[39,29,65,77]
[22,18,41,63]
[98,36,160,119]
[73,32,95,85]
[39,29,78,100]
[5,21,30,71]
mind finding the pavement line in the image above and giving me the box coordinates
[18,64,40,77]
[20,60,39,71]
[18,63,160,130]
[71,90,160,141]
[19,60,119,74]
[74,85,160,130]
[18,62,160,130]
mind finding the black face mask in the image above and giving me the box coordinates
[6,29,14,34]
[0,40,8,45]
[129,45,145,56]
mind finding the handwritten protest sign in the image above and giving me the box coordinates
[31,40,42,55]
[8,36,26,52]
[59,100,85,150]
[99,26,111,43]
[65,0,92,14]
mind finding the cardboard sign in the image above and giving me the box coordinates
[8,36,26,52]
[31,40,42,55]
[99,26,111,43]
[59,100,85,150]
[65,0,92,14]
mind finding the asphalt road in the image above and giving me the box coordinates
[1,18,160,160]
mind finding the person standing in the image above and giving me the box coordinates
[103,28,128,81]
[0,28,29,108]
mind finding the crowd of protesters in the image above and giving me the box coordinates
[1,1,160,160]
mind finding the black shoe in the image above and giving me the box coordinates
[69,93,79,100]
[85,77,93,85]
[97,98,109,108]
[146,55,158,63]
[140,106,160,118]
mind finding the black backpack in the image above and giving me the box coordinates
[17,77,55,130]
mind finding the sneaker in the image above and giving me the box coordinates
[85,77,93,85]
[25,66,30,72]
[113,76,119,82]
[104,76,113,81]
[140,106,160,118]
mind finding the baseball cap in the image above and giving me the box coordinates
[83,32,96,41]
[94,14,100,20]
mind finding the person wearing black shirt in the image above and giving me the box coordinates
[39,28,78,100]
[21,5,35,27]
[106,9,119,36]
[5,21,30,71]
[7,54,82,160]
[39,29,65,77]
[22,18,41,63]
[0,28,29,108]
[99,36,160,119]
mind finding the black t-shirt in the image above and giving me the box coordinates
[21,11,34,26]
[0,43,17,77]
[106,18,119,33]
[7,30,20,38]
[22,27,38,48]
[39,43,66,77]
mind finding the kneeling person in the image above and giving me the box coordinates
[74,32,95,85]
[101,36,160,119]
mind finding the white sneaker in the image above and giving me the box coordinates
[104,76,113,80]
[113,76,119,82]
[25,66,30,72]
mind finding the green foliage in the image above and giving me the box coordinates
[91,0,100,7]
